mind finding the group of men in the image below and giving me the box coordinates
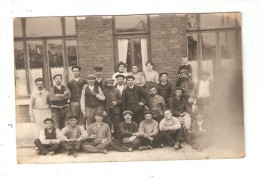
[31,57,212,157]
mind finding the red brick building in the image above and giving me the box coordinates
[14,13,242,141]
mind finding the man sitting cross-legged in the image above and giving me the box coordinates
[82,112,112,154]
[34,118,61,155]
[157,109,183,150]
[60,116,89,157]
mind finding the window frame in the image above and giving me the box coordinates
[14,17,79,99]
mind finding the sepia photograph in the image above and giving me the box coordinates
[13,12,245,164]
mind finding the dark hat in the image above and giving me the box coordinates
[94,64,104,71]
[125,75,135,80]
[145,61,154,66]
[44,118,54,124]
[118,61,127,68]
[175,87,185,93]
[105,78,114,83]
[34,77,44,83]
[115,74,125,79]
[53,74,62,80]
[95,112,104,117]
[71,65,81,71]
[159,72,168,77]
[86,74,96,79]
[122,110,133,116]
[179,69,189,75]
[144,111,153,116]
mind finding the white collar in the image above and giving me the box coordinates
[128,85,134,89]
[74,77,80,81]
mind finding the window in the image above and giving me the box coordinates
[114,15,150,72]
[14,17,78,97]
[186,13,241,85]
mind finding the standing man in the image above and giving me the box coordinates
[80,74,105,127]
[146,85,166,123]
[112,61,129,86]
[129,64,146,87]
[122,75,149,125]
[138,111,159,150]
[60,116,89,157]
[82,112,112,154]
[158,109,183,150]
[157,72,173,107]
[68,66,87,124]
[30,78,52,138]
[114,74,126,95]
[94,64,106,90]
[34,118,61,155]
[49,74,71,129]
[103,78,122,138]
[176,69,194,100]
[168,87,192,132]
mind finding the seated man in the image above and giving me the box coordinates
[118,111,140,150]
[169,87,192,132]
[138,111,159,151]
[60,116,89,157]
[34,118,61,155]
[82,112,111,154]
[158,109,183,150]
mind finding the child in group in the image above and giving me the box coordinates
[178,56,192,77]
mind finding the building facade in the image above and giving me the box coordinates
[14,13,242,141]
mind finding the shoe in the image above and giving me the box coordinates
[174,141,182,150]
[35,147,41,155]
[128,148,133,152]
[159,144,164,148]
[48,151,55,156]
[103,149,108,154]
[73,150,78,157]
[66,150,73,156]
[139,146,149,151]
[147,145,153,149]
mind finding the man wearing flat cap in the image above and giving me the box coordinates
[122,75,149,125]
[112,61,129,86]
[103,78,122,138]
[50,74,71,129]
[114,74,126,95]
[94,64,106,90]
[80,74,105,127]
[68,66,87,124]
[30,78,52,138]
[82,112,112,154]
[168,87,192,138]
[175,68,194,100]
[138,111,159,151]
[157,72,173,107]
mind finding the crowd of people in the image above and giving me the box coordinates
[30,56,213,157]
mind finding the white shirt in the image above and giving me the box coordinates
[198,80,210,98]
[116,84,125,94]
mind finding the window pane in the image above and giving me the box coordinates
[219,31,237,71]
[186,14,197,29]
[201,32,216,80]
[187,33,198,84]
[47,39,65,86]
[14,18,23,37]
[67,39,78,81]
[200,13,237,29]
[27,40,44,93]
[115,15,148,33]
[133,38,145,71]
[26,17,62,36]
[14,41,28,96]
[65,17,76,35]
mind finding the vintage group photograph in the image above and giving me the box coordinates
[14,12,244,163]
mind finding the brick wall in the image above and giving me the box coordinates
[150,14,187,84]
[76,16,115,79]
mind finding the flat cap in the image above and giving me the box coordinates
[86,74,96,79]
[175,87,185,93]
[179,69,189,75]
[94,64,104,71]
[122,110,133,116]
[125,75,135,80]
[105,78,115,83]
[159,72,168,77]
[71,65,81,71]
[34,77,44,83]
[115,74,125,79]
[53,74,62,79]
